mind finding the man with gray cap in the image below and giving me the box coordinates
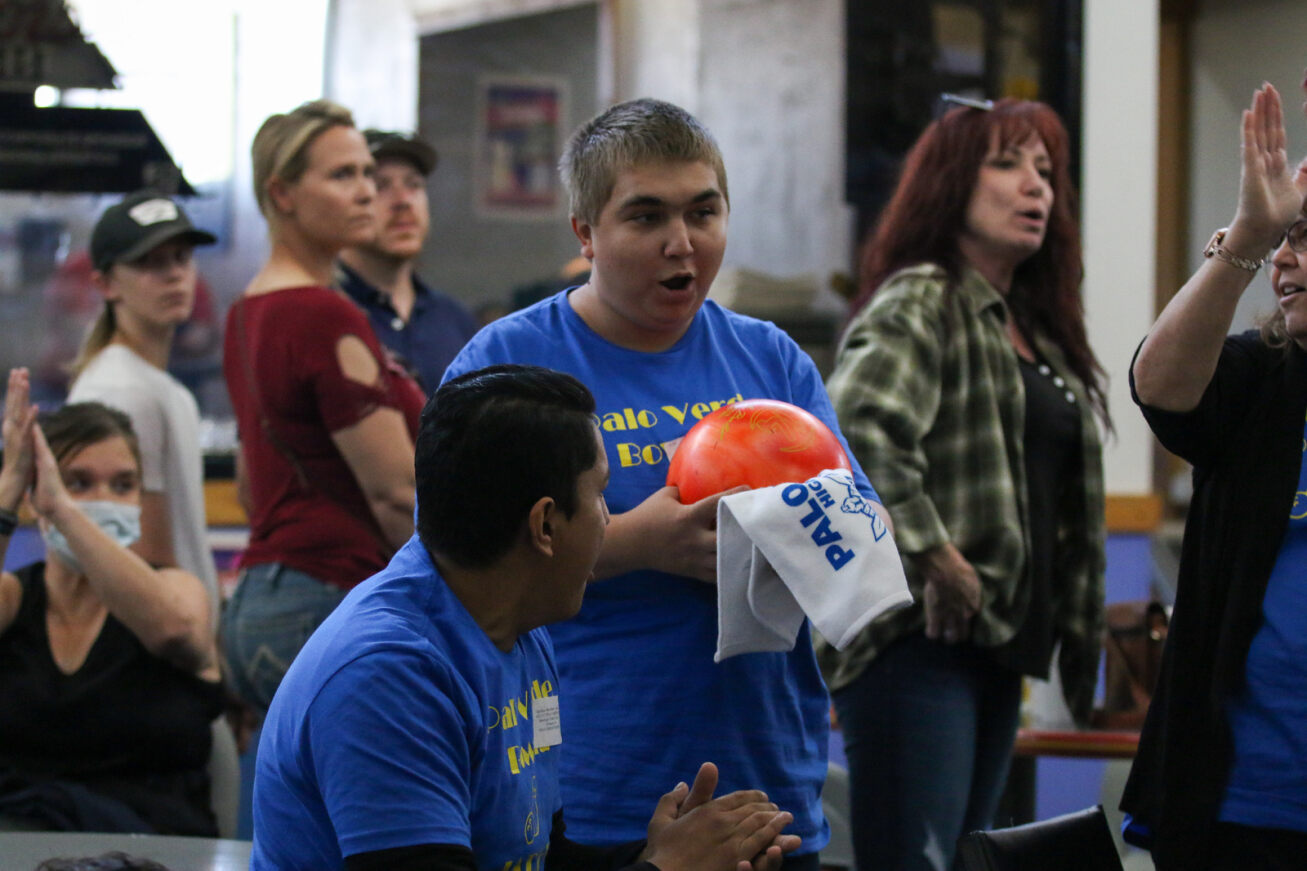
[67,190,220,612]
[338,130,477,392]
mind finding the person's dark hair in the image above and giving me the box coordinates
[851,98,1110,428]
[416,364,598,568]
[40,401,141,469]
[36,852,171,871]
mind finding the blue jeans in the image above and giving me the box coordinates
[221,562,347,715]
[832,632,1022,871]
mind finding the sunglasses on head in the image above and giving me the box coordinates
[934,93,995,118]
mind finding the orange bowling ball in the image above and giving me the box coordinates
[666,399,851,504]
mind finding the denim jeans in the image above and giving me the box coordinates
[221,562,347,715]
[831,631,1022,871]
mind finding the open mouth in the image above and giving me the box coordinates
[660,274,693,291]
[1018,209,1045,223]
[1282,283,1306,298]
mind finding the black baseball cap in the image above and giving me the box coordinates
[90,190,217,272]
[364,130,438,176]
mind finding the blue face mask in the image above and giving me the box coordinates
[41,500,142,575]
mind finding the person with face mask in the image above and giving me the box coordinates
[0,368,224,835]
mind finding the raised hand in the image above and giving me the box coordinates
[1233,83,1306,251]
[28,423,72,521]
[1,368,38,511]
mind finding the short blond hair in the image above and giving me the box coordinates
[559,98,728,225]
[251,99,355,219]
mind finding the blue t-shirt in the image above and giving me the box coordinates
[252,537,562,869]
[1219,411,1307,833]
[339,262,479,394]
[444,290,881,852]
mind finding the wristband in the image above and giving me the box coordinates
[0,506,18,537]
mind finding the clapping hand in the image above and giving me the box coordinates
[1,368,38,511]
[644,762,801,871]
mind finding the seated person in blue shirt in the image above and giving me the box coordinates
[337,130,478,392]
[252,363,801,871]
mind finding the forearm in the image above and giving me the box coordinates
[235,448,253,518]
[133,490,177,567]
[590,508,653,580]
[48,498,206,660]
[870,500,895,537]
[0,470,24,569]
[1133,223,1266,410]
[366,490,417,551]
[333,408,416,551]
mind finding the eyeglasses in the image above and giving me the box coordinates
[1277,219,1307,254]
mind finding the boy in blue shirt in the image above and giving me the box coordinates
[443,100,890,868]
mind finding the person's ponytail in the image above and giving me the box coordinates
[69,303,116,378]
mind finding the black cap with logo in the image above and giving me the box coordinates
[90,190,217,272]
[364,130,438,176]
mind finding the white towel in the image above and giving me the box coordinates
[715,468,912,662]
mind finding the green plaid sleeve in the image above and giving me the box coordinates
[828,276,955,555]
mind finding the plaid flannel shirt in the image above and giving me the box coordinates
[817,263,1105,724]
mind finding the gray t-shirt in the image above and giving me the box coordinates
[69,344,219,616]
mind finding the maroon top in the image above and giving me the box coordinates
[223,286,424,590]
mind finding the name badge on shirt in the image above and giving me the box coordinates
[533,695,562,748]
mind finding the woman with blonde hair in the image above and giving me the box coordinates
[222,100,423,714]
[67,192,219,613]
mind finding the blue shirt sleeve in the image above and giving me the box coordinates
[311,651,477,857]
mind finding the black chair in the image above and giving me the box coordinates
[955,805,1125,871]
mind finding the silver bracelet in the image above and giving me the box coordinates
[1203,228,1265,273]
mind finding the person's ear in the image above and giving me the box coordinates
[527,496,557,557]
[570,215,595,261]
[267,176,295,216]
[90,268,118,304]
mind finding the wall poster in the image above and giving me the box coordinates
[475,76,567,220]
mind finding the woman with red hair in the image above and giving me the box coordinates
[820,98,1110,870]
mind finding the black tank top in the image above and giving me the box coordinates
[0,562,225,834]
[991,355,1082,678]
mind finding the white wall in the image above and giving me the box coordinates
[411,0,591,33]
[1190,0,1307,332]
[409,0,850,296]
[1081,0,1159,495]
[226,0,332,289]
[328,0,420,132]
[611,0,700,113]
[697,0,852,282]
